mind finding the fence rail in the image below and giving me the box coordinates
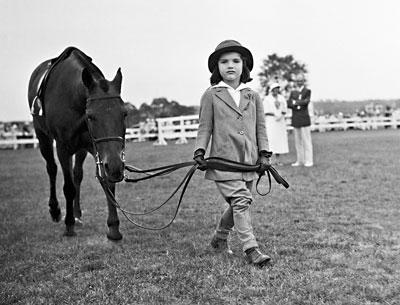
[1,114,399,149]
[312,116,400,132]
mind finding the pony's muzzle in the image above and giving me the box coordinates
[103,156,125,183]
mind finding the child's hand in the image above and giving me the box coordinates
[256,151,272,174]
[193,149,207,171]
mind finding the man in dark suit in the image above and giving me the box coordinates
[287,74,313,167]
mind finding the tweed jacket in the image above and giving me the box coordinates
[287,87,312,127]
[194,86,269,181]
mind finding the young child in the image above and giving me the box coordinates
[193,40,272,267]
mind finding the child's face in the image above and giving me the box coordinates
[271,88,279,96]
[218,52,243,85]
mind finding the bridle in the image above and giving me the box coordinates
[85,95,126,180]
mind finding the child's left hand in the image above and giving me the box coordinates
[256,151,272,174]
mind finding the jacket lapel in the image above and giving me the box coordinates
[239,89,251,112]
[214,88,242,115]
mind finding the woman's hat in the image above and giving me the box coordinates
[208,40,254,73]
[269,83,280,91]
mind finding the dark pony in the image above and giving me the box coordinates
[28,47,127,240]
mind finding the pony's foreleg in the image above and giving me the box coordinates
[73,149,88,225]
[106,183,122,241]
[36,129,61,222]
[57,148,76,236]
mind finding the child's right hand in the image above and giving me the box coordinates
[193,149,207,171]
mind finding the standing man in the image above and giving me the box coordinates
[287,74,313,167]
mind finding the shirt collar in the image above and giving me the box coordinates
[212,81,250,91]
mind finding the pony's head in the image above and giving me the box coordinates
[82,67,127,183]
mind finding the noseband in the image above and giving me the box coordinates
[85,95,125,179]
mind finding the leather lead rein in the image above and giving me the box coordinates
[98,157,289,230]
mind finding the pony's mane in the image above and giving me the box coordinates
[71,48,105,80]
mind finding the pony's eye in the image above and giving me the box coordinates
[87,114,95,121]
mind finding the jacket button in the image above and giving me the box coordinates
[239,131,244,135]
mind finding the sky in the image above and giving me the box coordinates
[1,0,400,121]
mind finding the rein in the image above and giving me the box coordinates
[97,163,198,230]
[98,157,289,231]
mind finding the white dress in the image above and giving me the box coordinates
[263,94,289,154]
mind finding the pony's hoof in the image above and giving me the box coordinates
[107,230,123,241]
[50,208,62,222]
[74,217,83,227]
[63,226,76,237]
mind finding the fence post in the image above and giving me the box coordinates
[153,118,168,145]
[175,117,188,144]
[391,116,396,129]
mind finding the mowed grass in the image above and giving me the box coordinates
[0,129,399,305]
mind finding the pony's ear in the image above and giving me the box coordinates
[112,68,122,93]
[82,68,95,91]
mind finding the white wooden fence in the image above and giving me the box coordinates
[131,114,400,145]
[153,115,199,145]
[1,113,399,149]
[0,137,39,149]
[311,115,400,132]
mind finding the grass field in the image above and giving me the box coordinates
[1,129,399,305]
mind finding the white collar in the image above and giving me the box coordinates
[212,81,250,91]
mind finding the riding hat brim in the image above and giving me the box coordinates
[208,44,254,73]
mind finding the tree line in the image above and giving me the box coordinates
[124,98,198,127]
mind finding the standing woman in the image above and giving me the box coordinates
[193,40,272,267]
[263,83,289,165]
